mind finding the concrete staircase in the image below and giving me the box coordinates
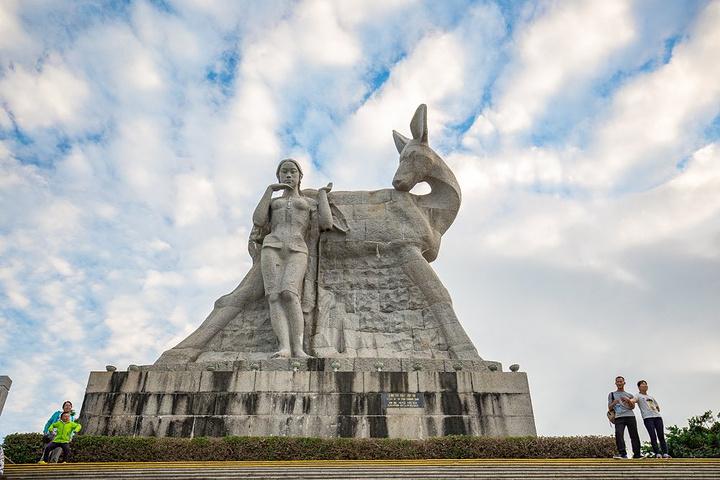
[4,459,720,479]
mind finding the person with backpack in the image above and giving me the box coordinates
[631,380,671,458]
[608,375,641,459]
[38,412,81,464]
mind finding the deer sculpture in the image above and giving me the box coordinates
[310,104,479,359]
[391,104,462,261]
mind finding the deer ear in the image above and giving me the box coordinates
[392,130,409,154]
[410,104,428,144]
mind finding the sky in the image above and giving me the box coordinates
[0,0,719,442]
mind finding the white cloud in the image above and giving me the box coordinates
[173,173,220,227]
[0,0,36,57]
[483,0,635,136]
[323,31,467,188]
[0,57,90,131]
[293,0,361,67]
[574,1,720,188]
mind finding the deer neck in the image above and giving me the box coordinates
[415,158,461,235]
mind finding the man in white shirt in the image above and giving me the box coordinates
[633,380,671,458]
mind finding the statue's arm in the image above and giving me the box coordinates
[317,182,333,230]
[252,186,275,227]
[254,183,295,226]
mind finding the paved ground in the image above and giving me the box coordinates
[4,458,720,479]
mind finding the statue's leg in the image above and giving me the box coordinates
[263,248,292,358]
[268,293,291,357]
[284,291,311,357]
[401,252,480,360]
[282,251,311,358]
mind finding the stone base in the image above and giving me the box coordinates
[79,361,536,439]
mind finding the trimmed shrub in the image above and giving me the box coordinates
[666,411,720,458]
[2,434,615,464]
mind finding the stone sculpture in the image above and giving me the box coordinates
[254,159,333,358]
[156,104,478,364]
[81,105,536,440]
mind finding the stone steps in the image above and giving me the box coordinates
[5,459,720,480]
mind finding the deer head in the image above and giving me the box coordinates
[391,104,461,238]
[392,104,433,192]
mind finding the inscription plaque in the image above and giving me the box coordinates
[382,392,425,408]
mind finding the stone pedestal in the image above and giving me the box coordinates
[0,376,11,416]
[79,360,535,439]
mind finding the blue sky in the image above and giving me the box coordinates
[1,0,719,441]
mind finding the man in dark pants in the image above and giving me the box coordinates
[608,375,641,459]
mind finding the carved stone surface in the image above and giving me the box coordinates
[79,368,536,439]
[80,105,536,439]
[155,104,479,364]
[0,376,11,417]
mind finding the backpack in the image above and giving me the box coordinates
[607,392,616,424]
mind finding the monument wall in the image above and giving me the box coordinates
[79,361,535,438]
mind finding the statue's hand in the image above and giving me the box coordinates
[319,182,333,194]
[269,183,293,192]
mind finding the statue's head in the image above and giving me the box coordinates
[276,158,303,190]
[392,104,438,192]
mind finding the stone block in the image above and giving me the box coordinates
[330,190,368,205]
[363,372,417,393]
[444,359,485,372]
[189,392,217,415]
[373,332,414,354]
[320,357,354,372]
[105,415,138,436]
[366,189,393,204]
[412,327,447,352]
[144,370,202,393]
[259,359,291,371]
[309,372,363,393]
[78,393,107,416]
[253,371,310,392]
[353,358,402,372]
[470,372,530,394]
[138,415,196,437]
[221,415,255,436]
[198,370,255,392]
[82,413,109,435]
[402,358,446,372]
[84,372,114,393]
[353,203,385,220]
[417,371,472,393]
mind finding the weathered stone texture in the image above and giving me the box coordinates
[80,369,536,439]
[0,375,11,417]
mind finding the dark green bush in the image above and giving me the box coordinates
[667,411,720,458]
[1,433,615,464]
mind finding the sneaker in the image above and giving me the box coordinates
[655,454,662,458]
[663,454,671,459]
[38,460,47,465]
[613,455,628,459]
[632,455,643,459]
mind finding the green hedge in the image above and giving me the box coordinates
[2,434,614,463]
[667,411,720,458]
